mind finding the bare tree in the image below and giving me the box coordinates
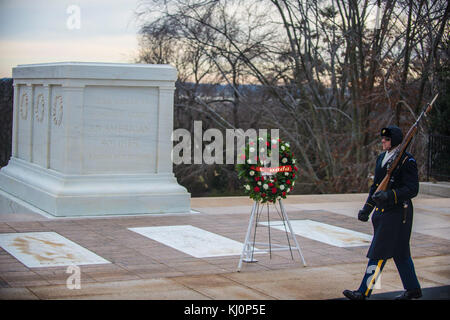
[135,0,448,194]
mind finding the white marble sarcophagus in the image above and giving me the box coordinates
[0,62,190,216]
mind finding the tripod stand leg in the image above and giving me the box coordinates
[237,201,257,271]
[279,200,307,267]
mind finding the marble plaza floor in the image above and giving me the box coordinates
[0,193,449,300]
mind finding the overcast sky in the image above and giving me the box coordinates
[0,0,144,77]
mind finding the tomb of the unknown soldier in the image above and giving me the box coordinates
[0,62,190,217]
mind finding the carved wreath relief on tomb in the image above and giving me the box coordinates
[52,96,63,126]
[20,93,28,120]
[35,94,45,123]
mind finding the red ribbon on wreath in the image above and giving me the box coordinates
[254,165,292,173]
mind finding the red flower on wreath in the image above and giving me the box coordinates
[254,186,260,192]
[286,180,291,185]
[271,188,277,194]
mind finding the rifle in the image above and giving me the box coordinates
[375,93,439,193]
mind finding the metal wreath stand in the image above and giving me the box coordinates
[237,195,307,272]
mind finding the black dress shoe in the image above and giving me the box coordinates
[343,289,366,300]
[395,288,422,300]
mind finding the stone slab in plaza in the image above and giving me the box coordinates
[259,219,372,247]
[129,225,248,258]
[0,62,190,216]
[0,232,110,267]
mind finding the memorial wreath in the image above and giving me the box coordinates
[236,135,299,203]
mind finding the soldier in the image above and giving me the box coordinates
[343,125,422,300]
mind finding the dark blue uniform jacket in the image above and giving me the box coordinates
[364,152,419,260]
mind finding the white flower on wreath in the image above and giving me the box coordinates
[245,185,250,191]
[263,184,269,190]
[292,159,296,164]
[280,185,285,190]
[281,146,285,151]
[249,170,255,176]
[282,158,288,164]
[285,172,289,176]
[287,188,291,193]
[257,181,262,186]
[285,142,290,147]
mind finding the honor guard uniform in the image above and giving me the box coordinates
[343,125,422,300]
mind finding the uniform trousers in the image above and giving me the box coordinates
[357,256,421,298]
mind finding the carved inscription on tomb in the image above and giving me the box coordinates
[83,86,158,173]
